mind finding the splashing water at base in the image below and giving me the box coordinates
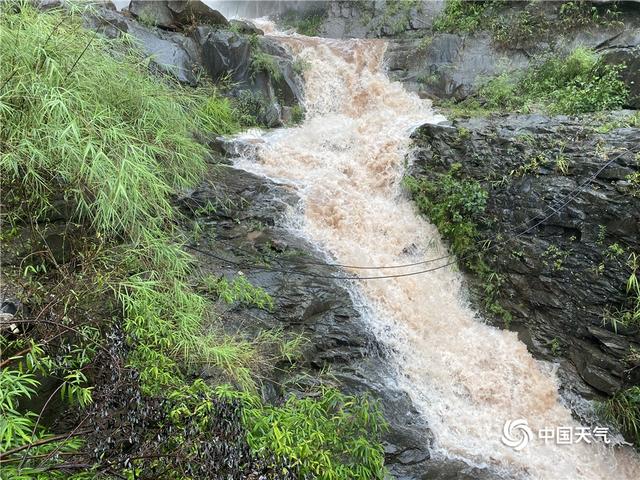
[234,27,640,479]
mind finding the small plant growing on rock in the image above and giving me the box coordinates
[543,245,569,272]
[292,57,311,75]
[604,252,640,332]
[555,154,570,175]
[606,242,625,260]
[250,51,282,82]
[599,386,640,448]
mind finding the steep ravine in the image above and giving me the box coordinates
[223,24,640,480]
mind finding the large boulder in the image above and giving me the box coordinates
[84,7,202,85]
[193,27,304,127]
[194,27,251,83]
[128,0,228,30]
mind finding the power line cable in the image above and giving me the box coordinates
[187,144,638,277]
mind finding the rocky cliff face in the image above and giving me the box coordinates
[408,112,640,406]
[84,1,304,126]
[300,1,640,108]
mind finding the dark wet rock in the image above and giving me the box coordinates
[408,111,640,401]
[177,160,502,479]
[195,27,251,83]
[84,7,202,84]
[129,0,228,30]
[385,32,530,100]
[321,0,444,39]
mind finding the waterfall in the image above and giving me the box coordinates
[233,27,640,480]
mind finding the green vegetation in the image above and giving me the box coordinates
[604,253,640,332]
[543,244,570,272]
[404,164,487,256]
[600,386,640,448]
[220,386,388,479]
[292,56,311,75]
[377,0,422,36]
[405,164,512,324]
[250,50,283,82]
[290,104,306,124]
[549,338,562,356]
[433,0,500,33]
[201,274,275,311]
[444,47,629,118]
[279,9,327,36]
[595,111,640,133]
[0,3,386,477]
[434,0,621,44]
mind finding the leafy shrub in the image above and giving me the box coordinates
[477,48,628,114]
[219,386,388,480]
[0,3,208,238]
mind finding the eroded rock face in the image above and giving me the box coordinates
[177,162,501,480]
[409,112,640,400]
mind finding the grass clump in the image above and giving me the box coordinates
[201,274,275,311]
[250,50,283,82]
[604,252,640,332]
[600,386,640,448]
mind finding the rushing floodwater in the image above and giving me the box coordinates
[233,26,640,479]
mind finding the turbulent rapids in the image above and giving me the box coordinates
[234,26,640,480]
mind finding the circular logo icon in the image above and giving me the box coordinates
[501,419,533,451]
